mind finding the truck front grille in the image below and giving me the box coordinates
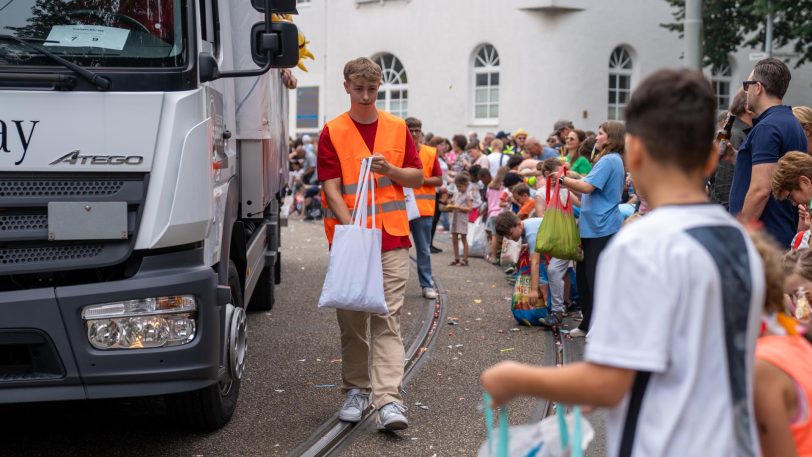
[0,173,147,275]
[0,244,105,265]
[0,214,48,232]
[0,178,126,198]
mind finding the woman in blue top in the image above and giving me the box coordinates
[559,121,625,336]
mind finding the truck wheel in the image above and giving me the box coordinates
[168,261,244,430]
[248,265,274,312]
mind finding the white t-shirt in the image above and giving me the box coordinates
[585,204,764,457]
[487,152,510,177]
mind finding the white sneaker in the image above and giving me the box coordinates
[376,402,409,431]
[338,388,370,423]
[568,328,587,338]
[422,287,438,300]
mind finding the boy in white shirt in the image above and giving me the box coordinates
[482,69,765,457]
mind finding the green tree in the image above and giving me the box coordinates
[662,0,812,69]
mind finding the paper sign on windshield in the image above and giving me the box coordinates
[45,25,129,50]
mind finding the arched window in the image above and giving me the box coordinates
[373,53,408,118]
[712,63,733,112]
[473,44,500,121]
[608,46,633,120]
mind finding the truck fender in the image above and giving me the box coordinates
[216,177,242,288]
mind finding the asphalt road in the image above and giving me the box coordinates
[0,220,606,456]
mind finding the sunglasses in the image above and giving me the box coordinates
[742,80,762,91]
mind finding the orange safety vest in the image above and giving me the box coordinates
[414,144,437,217]
[320,111,410,245]
[756,335,812,456]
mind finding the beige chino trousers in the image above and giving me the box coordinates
[336,247,409,407]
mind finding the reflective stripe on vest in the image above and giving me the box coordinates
[341,176,395,195]
[321,111,410,244]
[414,144,437,217]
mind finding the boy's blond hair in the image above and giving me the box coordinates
[793,106,812,127]
[343,57,382,84]
[490,139,504,152]
[771,151,812,198]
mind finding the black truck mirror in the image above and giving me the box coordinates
[250,21,299,69]
[252,0,297,14]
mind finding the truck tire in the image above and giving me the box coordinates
[168,261,244,430]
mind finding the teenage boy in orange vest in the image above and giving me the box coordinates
[317,57,424,431]
[404,117,444,300]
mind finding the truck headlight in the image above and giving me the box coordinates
[83,296,197,350]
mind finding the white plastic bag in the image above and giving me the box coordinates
[500,238,521,266]
[479,396,594,457]
[318,158,389,315]
[403,187,421,221]
[468,219,489,258]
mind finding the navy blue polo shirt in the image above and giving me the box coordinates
[728,105,808,246]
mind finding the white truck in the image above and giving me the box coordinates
[0,0,299,429]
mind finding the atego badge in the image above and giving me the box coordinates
[50,150,144,165]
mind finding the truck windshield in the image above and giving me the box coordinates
[0,0,186,68]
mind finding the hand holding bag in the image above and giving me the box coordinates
[318,157,389,315]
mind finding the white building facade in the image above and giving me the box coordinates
[289,0,812,138]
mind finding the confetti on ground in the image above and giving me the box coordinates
[491,284,497,288]
[474,299,482,304]
[274,389,285,393]
[475,318,482,321]
[500,348,515,353]
[314,384,337,388]
[510,328,520,332]
[298,359,306,362]
[419,405,429,410]
[330,358,342,363]
[447,318,459,326]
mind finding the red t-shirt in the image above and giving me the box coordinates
[318,116,423,252]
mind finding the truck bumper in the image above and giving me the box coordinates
[0,248,220,403]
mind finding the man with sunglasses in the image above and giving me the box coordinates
[729,58,808,247]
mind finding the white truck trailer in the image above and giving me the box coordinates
[0,0,300,429]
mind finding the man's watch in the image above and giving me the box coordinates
[558,176,566,186]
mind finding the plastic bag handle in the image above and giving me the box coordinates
[553,167,571,211]
[350,158,370,227]
[483,393,509,457]
[350,158,377,230]
[556,404,584,457]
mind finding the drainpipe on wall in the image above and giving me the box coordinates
[684,0,703,70]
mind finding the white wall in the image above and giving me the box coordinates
[289,0,812,138]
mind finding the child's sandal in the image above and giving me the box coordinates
[460,259,469,266]
[449,259,460,266]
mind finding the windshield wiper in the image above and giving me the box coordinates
[0,34,111,90]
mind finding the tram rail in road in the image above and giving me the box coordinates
[286,270,448,457]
